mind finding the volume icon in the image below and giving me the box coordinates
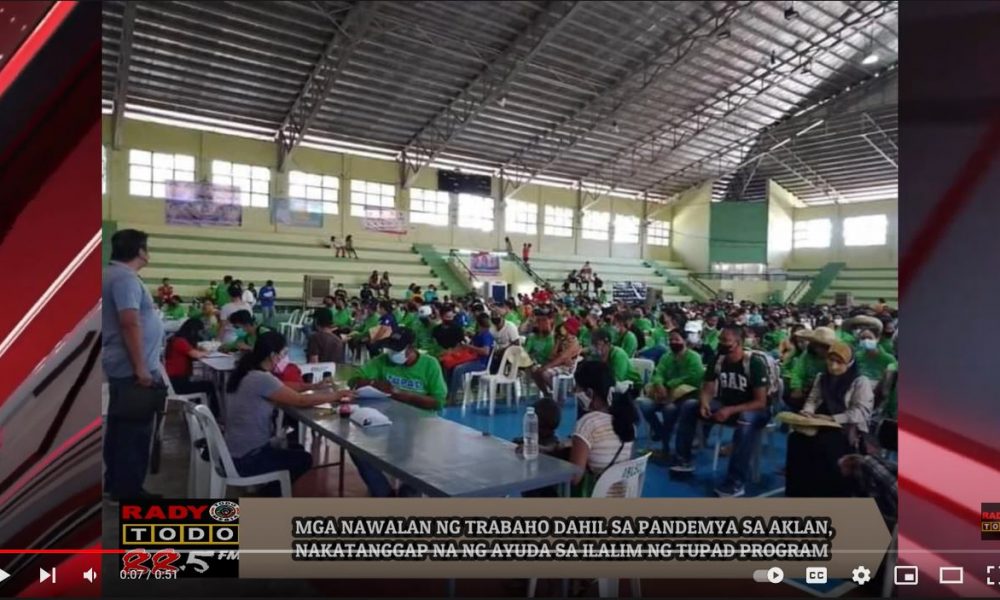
[83,568,96,583]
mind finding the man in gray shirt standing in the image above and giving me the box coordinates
[102,229,164,500]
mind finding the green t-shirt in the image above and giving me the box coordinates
[762,329,788,352]
[878,337,895,356]
[789,350,826,392]
[647,326,668,349]
[651,348,705,390]
[856,348,898,382]
[703,328,720,351]
[505,312,522,325]
[332,308,354,329]
[203,286,216,301]
[525,333,555,364]
[163,304,187,320]
[617,330,638,357]
[214,285,231,308]
[608,346,642,387]
[410,319,438,354]
[578,326,592,348]
[705,353,769,407]
[355,313,380,335]
[352,354,447,410]
[837,330,856,345]
[634,318,654,333]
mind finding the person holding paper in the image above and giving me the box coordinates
[224,331,352,496]
[348,328,447,497]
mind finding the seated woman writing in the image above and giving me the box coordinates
[224,332,353,496]
[164,318,220,416]
[785,340,873,498]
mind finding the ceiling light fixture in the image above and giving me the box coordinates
[862,53,878,65]
[498,96,507,107]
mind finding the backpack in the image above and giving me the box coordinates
[714,350,783,404]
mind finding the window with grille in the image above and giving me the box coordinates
[581,210,610,241]
[128,149,196,198]
[410,188,450,226]
[350,180,395,217]
[614,214,640,244]
[211,160,270,207]
[647,220,670,246]
[543,205,573,237]
[505,199,537,235]
[793,218,832,248]
[457,194,494,232]
[288,170,339,214]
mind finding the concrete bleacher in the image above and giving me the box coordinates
[525,254,693,302]
[788,265,897,307]
[128,224,446,303]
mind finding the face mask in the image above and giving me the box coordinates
[273,355,290,374]
[575,391,593,412]
[388,349,408,365]
[687,332,701,345]
[833,318,844,327]
[859,339,877,351]
[670,343,685,353]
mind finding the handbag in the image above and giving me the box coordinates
[440,346,478,370]
[107,380,168,421]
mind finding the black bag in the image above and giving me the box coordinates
[107,380,168,421]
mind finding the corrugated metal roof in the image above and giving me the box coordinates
[103,0,898,203]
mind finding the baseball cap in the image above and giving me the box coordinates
[417,305,433,318]
[379,328,415,352]
[562,317,581,336]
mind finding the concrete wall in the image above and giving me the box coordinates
[767,180,796,269]
[789,198,898,268]
[102,117,674,261]
[670,181,712,272]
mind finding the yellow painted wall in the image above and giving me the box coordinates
[767,180,796,269]
[789,198,898,268]
[670,181,713,272]
[102,117,675,262]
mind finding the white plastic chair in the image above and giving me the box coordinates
[297,362,337,382]
[179,399,212,497]
[278,309,304,341]
[477,346,525,416]
[529,453,650,598]
[629,358,656,387]
[460,348,495,410]
[151,364,209,477]
[188,403,292,497]
[551,356,583,403]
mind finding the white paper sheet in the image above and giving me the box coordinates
[355,385,391,399]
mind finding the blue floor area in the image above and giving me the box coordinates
[296,345,787,499]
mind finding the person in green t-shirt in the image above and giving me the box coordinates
[639,329,706,459]
[330,298,354,333]
[203,281,217,303]
[215,275,234,308]
[348,328,446,497]
[761,320,788,354]
[222,309,272,352]
[499,300,521,326]
[670,325,770,497]
[162,295,187,321]
[879,321,896,356]
[633,308,654,335]
[612,313,639,358]
[590,329,641,389]
[787,327,836,409]
[855,329,898,405]
[702,314,721,351]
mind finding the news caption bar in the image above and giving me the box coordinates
[237,498,891,579]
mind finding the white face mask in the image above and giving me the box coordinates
[575,391,593,412]
[687,332,701,345]
[388,349,408,365]
[834,318,844,327]
[859,339,877,351]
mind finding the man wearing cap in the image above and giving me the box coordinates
[787,326,836,409]
[640,329,706,461]
[530,317,583,398]
[350,328,447,411]
[590,329,642,390]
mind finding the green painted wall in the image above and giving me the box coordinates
[709,201,768,265]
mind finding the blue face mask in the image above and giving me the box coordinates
[859,339,877,351]
[388,349,408,365]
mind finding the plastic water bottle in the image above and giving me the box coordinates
[523,407,539,460]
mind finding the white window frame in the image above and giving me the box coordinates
[614,214,640,244]
[543,205,573,238]
[647,220,671,246]
[457,193,494,232]
[128,149,196,198]
[843,214,888,247]
[409,188,450,226]
[288,170,339,215]
[581,210,610,241]
[350,179,395,217]
[793,218,832,249]
[505,198,537,235]
[211,160,271,208]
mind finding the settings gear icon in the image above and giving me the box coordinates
[852,566,872,585]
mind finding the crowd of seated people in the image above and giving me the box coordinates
[153,268,897,512]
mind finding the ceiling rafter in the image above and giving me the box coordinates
[111,1,137,150]
[398,0,583,189]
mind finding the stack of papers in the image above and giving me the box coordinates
[355,386,391,400]
[350,407,392,428]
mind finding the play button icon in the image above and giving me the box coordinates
[0,568,10,583]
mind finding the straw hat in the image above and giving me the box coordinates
[795,326,837,345]
[826,340,853,363]
[844,314,884,335]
